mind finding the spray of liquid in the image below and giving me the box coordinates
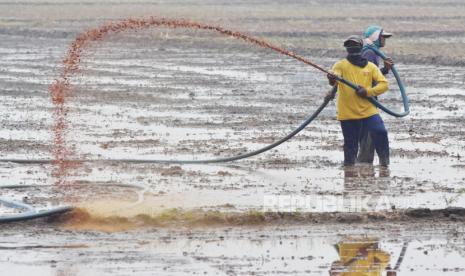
[48,16,327,185]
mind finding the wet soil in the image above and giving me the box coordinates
[1,0,465,275]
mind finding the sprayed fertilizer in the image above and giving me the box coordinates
[48,16,330,185]
[45,17,338,226]
[46,17,410,230]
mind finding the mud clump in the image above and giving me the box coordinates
[217,170,232,176]
[160,166,184,176]
[443,207,465,216]
[443,207,465,221]
[406,208,432,218]
[366,213,387,221]
[335,213,364,223]
[59,208,141,232]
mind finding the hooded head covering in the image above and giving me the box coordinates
[363,25,392,49]
[343,35,368,68]
[344,35,364,52]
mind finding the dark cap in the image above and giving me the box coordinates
[343,35,363,48]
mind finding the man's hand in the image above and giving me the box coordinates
[327,73,337,86]
[383,57,394,70]
[356,86,368,98]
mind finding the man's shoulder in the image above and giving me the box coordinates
[333,58,349,67]
[362,48,379,64]
[366,61,380,71]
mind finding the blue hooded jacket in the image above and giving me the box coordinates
[362,25,389,75]
[363,25,383,49]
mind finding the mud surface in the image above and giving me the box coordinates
[1,0,465,275]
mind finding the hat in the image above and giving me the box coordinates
[381,30,393,38]
[343,35,363,47]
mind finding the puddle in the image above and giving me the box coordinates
[1,223,464,275]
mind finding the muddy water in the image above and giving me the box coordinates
[1,0,465,275]
[50,35,465,213]
[1,222,465,275]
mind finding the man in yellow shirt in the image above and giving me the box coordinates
[327,36,390,167]
[329,237,395,276]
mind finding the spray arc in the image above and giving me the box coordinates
[1,17,409,223]
[49,17,409,176]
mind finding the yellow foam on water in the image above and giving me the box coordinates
[61,196,271,232]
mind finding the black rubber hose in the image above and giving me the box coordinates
[0,206,73,223]
[0,89,333,165]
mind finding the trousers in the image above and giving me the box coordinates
[340,114,389,166]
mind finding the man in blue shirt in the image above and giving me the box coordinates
[357,26,394,167]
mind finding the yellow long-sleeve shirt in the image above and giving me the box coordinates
[336,240,391,276]
[332,59,389,121]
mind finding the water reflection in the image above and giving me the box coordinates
[341,165,393,212]
[343,165,390,180]
[330,236,396,276]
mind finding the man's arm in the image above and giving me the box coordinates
[382,57,394,75]
[367,66,389,97]
[327,61,342,86]
[363,48,393,75]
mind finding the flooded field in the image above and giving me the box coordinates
[2,221,465,275]
[1,0,465,275]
